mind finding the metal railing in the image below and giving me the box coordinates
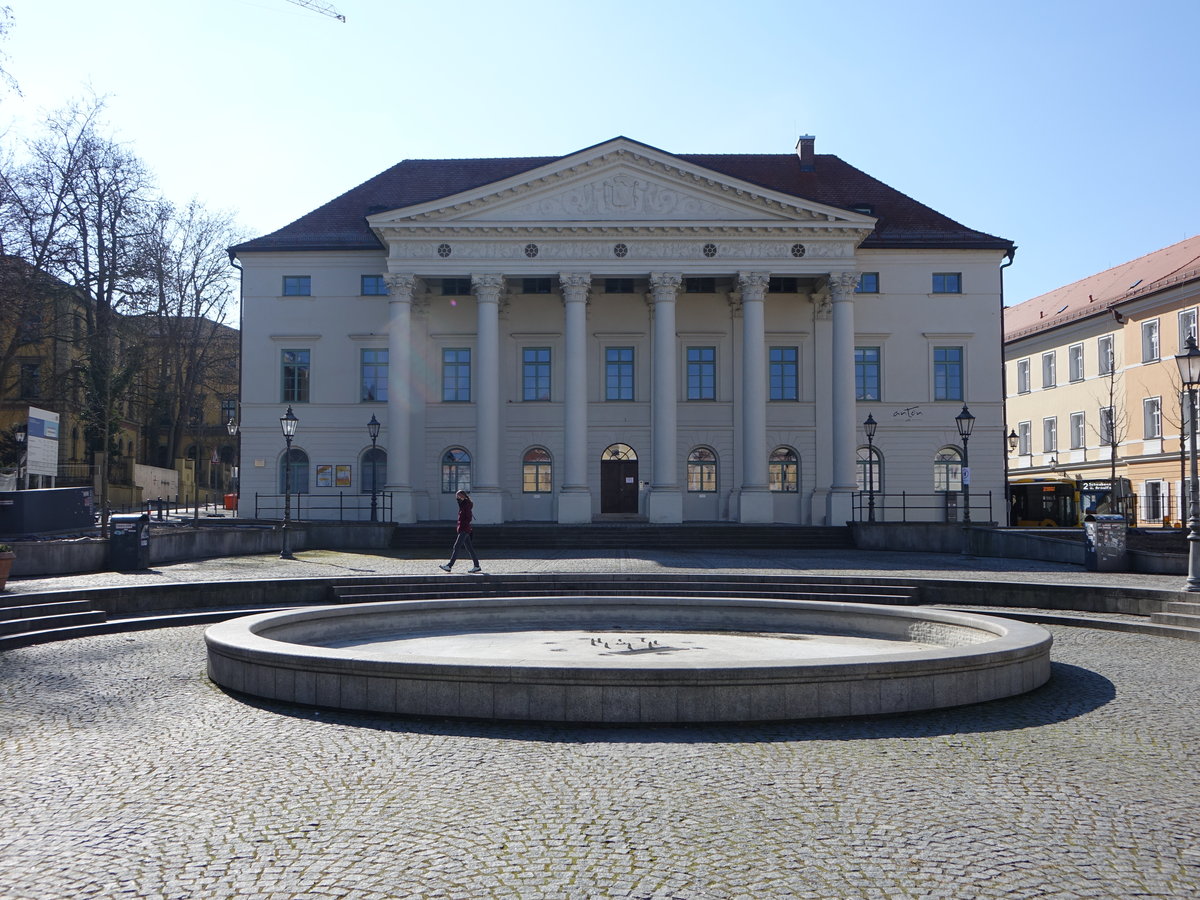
[851,490,994,524]
[254,491,395,522]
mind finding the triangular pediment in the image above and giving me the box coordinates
[368,138,871,232]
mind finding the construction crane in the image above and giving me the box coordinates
[284,0,345,22]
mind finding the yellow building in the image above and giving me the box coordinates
[1005,236,1200,526]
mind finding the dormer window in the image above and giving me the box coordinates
[850,203,875,216]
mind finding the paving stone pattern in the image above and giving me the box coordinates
[2,622,1198,899]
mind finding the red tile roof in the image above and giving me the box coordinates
[231,139,1011,255]
[1004,235,1200,342]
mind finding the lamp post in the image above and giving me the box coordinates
[279,406,299,560]
[191,410,202,525]
[367,414,380,523]
[863,413,878,522]
[955,404,975,524]
[1174,336,1200,590]
[1006,429,1019,526]
[226,418,239,515]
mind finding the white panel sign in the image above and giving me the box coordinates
[26,407,60,477]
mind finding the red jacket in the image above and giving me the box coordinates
[456,497,474,533]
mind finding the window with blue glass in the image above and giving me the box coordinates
[442,348,471,402]
[856,272,879,293]
[855,347,881,401]
[361,348,388,402]
[282,276,311,296]
[687,347,716,400]
[932,272,962,294]
[281,349,310,403]
[361,275,387,296]
[769,347,797,400]
[933,346,964,401]
[605,347,634,400]
[522,348,551,401]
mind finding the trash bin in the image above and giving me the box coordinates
[224,493,237,511]
[110,512,151,570]
[1084,513,1127,572]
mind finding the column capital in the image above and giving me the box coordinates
[559,272,592,303]
[828,270,859,302]
[737,271,771,302]
[648,272,683,302]
[471,273,505,303]
[384,273,419,301]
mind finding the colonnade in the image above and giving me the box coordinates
[383,270,860,525]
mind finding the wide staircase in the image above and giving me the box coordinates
[391,523,853,552]
[0,594,107,650]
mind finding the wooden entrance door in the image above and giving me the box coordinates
[600,443,639,514]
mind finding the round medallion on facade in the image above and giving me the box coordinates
[703,243,718,258]
[524,243,539,258]
[437,243,452,258]
[791,243,807,258]
[613,243,628,258]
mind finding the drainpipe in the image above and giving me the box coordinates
[999,246,1017,525]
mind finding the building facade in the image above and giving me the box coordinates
[1005,235,1200,525]
[232,137,1013,524]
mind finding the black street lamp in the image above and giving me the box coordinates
[226,418,239,514]
[1007,429,1019,453]
[955,404,975,524]
[1175,335,1200,591]
[280,406,299,560]
[863,413,878,523]
[367,414,380,523]
[192,410,202,525]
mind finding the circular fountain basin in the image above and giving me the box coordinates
[205,596,1052,723]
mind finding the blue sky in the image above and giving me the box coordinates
[2,0,1196,306]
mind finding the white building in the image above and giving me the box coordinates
[231,136,1013,525]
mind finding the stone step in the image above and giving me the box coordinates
[331,578,916,599]
[0,609,107,638]
[0,607,290,652]
[1151,611,1200,629]
[333,588,918,607]
[390,524,854,552]
[0,600,98,621]
[1161,601,1200,614]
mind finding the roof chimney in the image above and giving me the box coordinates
[795,135,816,172]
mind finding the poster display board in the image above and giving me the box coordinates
[25,407,60,478]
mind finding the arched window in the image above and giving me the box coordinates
[687,447,717,492]
[933,447,963,492]
[441,448,471,493]
[522,447,552,493]
[856,446,883,492]
[360,447,387,494]
[278,448,310,494]
[768,447,799,492]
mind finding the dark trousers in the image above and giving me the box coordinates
[448,531,479,567]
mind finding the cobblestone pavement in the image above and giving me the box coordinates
[2,619,1198,899]
[6,545,1191,596]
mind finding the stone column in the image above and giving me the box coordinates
[647,272,683,523]
[558,273,592,523]
[471,274,504,524]
[738,271,773,523]
[383,273,416,522]
[827,270,859,525]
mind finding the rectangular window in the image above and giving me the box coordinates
[1070,411,1086,449]
[685,277,716,293]
[1181,308,1198,351]
[855,272,879,294]
[1068,343,1084,382]
[933,346,963,401]
[18,361,40,399]
[687,347,716,400]
[1144,397,1162,439]
[932,272,962,294]
[1098,334,1115,375]
[361,275,387,296]
[282,276,311,297]
[605,347,634,401]
[360,348,388,402]
[442,348,471,402]
[855,347,881,401]
[1042,417,1057,452]
[1142,319,1160,362]
[1018,421,1031,456]
[769,347,798,401]
[220,398,237,424]
[281,349,310,403]
[768,276,798,293]
[522,347,551,401]
[1042,351,1056,388]
[1100,406,1115,445]
[522,277,553,294]
[605,278,634,294]
[1016,358,1030,394]
[441,278,472,296]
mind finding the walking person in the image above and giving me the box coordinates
[440,489,482,573]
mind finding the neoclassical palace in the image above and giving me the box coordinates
[231,136,1014,524]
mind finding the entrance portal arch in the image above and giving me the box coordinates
[600,443,639,514]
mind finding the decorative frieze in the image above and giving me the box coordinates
[379,239,857,262]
